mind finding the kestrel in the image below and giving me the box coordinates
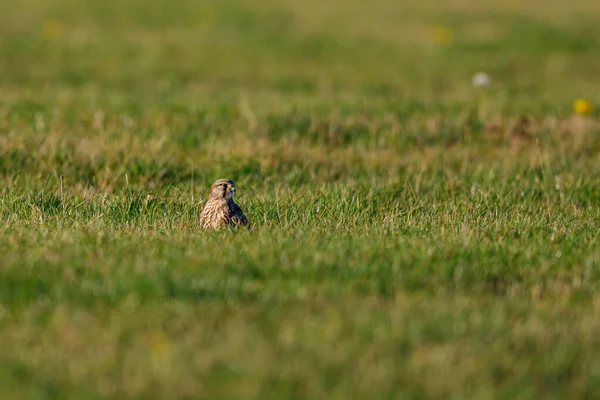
[200,178,249,229]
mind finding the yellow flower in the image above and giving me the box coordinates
[148,331,171,359]
[433,25,453,45]
[574,99,593,115]
[41,19,63,39]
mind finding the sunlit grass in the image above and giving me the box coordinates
[1,0,600,398]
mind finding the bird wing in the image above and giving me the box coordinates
[230,203,249,226]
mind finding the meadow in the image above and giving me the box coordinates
[1,0,600,398]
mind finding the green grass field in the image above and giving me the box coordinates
[2,0,600,398]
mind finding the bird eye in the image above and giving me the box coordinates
[222,184,228,188]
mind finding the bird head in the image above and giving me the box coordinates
[209,178,237,200]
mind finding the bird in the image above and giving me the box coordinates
[200,178,249,229]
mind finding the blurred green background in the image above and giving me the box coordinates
[2,0,600,100]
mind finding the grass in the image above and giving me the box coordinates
[1,0,600,398]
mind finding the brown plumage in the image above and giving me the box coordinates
[200,179,249,229]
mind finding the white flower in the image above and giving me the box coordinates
[472,72,491,88]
